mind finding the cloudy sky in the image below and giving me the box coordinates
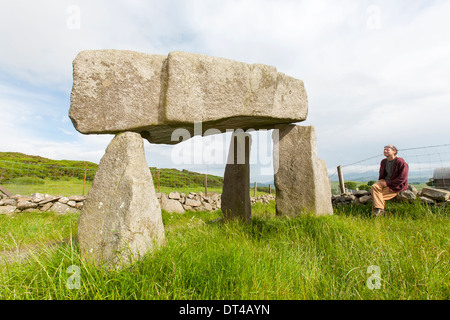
[1,0,449,182]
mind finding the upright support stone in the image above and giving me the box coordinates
[273,124,333,216]
[221,131,252,222]
[77,131,165,267]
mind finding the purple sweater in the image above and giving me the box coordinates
[378,157,409,193]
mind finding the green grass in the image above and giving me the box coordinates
[0,201,448,300]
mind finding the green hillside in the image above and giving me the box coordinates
[0,152,223,192]
[0,152,98,169]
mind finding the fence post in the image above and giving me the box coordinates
[157,171,160,193]
[337,165,345,194]
[82,164,88,196]
[254,181,257,197]
[204,173,208,196]
[0,185,12,197]
[269,184,271,195]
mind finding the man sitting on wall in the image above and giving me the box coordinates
[371,145,409,217]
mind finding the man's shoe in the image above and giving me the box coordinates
[372,208,385,217]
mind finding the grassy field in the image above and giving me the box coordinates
[0,200,448,300]
[0,152,226,197]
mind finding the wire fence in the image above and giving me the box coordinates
[5,144,446,198]
[0,161,273,197]
[328,144,450,194]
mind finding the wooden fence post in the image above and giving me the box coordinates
[254,181,257,197]
[204,173,208,196]
[0,185,12,197]
[337,165,345,194]
[82,164,88,196]
[157,171,160,193]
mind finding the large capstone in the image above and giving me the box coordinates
[77,131,165,266]
[69,50,308,144]
[273,124,333,216]
[69,50,167,134]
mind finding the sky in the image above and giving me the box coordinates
[1,0,449,182]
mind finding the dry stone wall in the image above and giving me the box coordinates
[0,193,85,215]
[332,185,450,208]
[158,191,275,214]
[0,191,276,215]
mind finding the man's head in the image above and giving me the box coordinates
[384,145,398,158]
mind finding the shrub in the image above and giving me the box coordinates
[344,181,357,190]
[358,184,371,191]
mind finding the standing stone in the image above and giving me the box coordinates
[221,131,252,222]
[52,202,79,214]
[77,132,165,267]
[273,125,333,216]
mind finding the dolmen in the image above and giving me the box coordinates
[69,50,332,266]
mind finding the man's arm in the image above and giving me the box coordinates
[378,159,386,181]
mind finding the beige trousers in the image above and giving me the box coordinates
[371,180,398,211]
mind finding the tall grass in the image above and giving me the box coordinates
[0,201,448,300]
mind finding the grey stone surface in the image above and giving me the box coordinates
[52,202,79,214]
[69,50,167,135]
[16,201,38,210]
[31,193,45,203]
[160,194,185,214]
[221,131,252,222]
[420,187,450,201]
[168,191,181,200]
[185,198,202,207]
[69,50,308,144]
[77,131,165,266]
[396,190,417,201]
[273,125,333,216]
[0,205,16,214]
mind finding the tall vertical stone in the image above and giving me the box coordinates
[221,131,252,222]
[77,131,165,267]
[273,125,333,216]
